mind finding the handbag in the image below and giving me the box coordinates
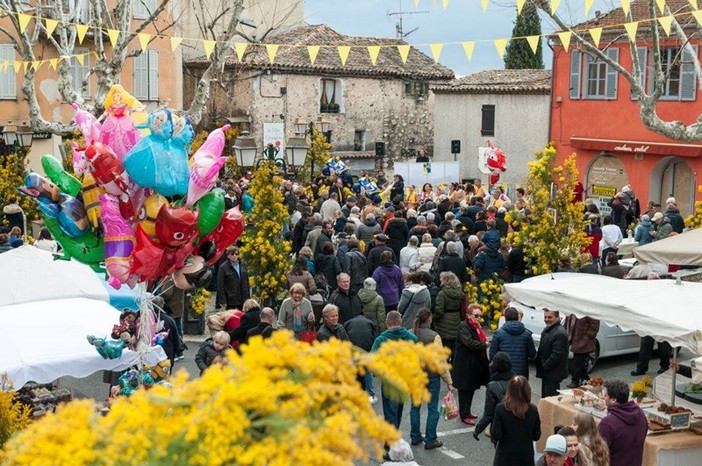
[298,320,318,345]
[441,390,459,420]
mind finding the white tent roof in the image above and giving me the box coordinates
[633,228,702,266]
[0,297,165,388]
[504,273,702,354]
[0,246,109,306]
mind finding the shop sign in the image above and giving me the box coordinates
[592,185,616,197]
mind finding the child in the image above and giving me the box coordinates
[195,331,230,374]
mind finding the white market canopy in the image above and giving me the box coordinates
[0,246,109,306]
[504,273,702,355]
[0,297,166,388]
[633,228,702,266]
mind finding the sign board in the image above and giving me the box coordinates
[393,161,460,187]
[262,122,285,154]
[591,185,616,197]
[593,197,612,216]
[478,147,491,174]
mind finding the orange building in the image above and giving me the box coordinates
[550,1,702,217]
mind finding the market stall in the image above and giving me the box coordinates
[633,227,702,266]
[505,273,702,466]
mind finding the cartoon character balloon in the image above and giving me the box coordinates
[81,173,105,230]
[85,142,130,196]
[100,194,138,289]
[185,124,229,207]
[485,140,507,185]
[195,206,245,265]
[71,102,101,144]
[137,193,168,238]
[100,84,143,159]
[42,154,82,197]
[43,216,104,271]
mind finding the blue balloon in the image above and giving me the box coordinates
[123,109,190,197]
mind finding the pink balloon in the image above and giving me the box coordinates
[185,124,230,207]
[100,194,138,289]
[71,103,101,144]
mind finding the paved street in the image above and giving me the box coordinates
[59,337,692,465]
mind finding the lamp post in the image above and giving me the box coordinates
[293,116,332,183]
[232,131,258,169]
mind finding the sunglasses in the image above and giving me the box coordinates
[472,313,482,318]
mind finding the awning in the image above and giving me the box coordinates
[633,228,702,266]
[571,136,702,158]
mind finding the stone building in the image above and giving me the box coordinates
[183,24,454,172]
[431,69,551,191]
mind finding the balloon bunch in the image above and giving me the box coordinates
[18,85,245,290]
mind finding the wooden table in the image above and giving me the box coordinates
[537,396,702,466]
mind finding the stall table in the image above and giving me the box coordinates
[617,238,639,256]
[537,396,702,466]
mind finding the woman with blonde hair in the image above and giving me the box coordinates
[491,375,541,465]
[571,412,610,466]
[277,283,315,339]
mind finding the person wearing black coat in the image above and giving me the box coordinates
[228,302,261,347]
[316,305,349,342]
[474,352,515,439]
[536,309,569,398]
[292,212,311,254]
[385,215,409,261]
[329,275,363,323]
[246,307,276,341]
[452,314,490,423]
[315,241,342,289]
[491,376,541,466]
[216,247,251,310]
[366,236,395,275]
[344,313,377,352]
[434,243,470,285]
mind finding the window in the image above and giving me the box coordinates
[481,105,495,137]
[133,49,159,101]
[134,0,156,19]
[570,48,619,100]
[660,46,698,101]
[354,130,366,151]
[320,78,341,113]
[70,48,91,99]
[0,44,16,99]
[404,81,429,97]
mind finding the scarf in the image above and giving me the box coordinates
[468,318,487,343]
[291,299,303,333]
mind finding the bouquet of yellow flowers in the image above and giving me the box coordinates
[631,379,650,400]
[189,288,210,315]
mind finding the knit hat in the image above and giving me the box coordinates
[483,229,501,250]
[491,351,512,373]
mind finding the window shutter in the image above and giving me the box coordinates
[132,53,147,101]
[148,49,159,101]
[680,45,698,101]
[569,50,581,99]
[631,46,647,100]
[0,46,16,99]
[605,48,619,99]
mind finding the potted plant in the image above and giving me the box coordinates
[330,103,340,113]
[631,379,649,403]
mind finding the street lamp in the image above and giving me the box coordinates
[17,127,34,148]
[293,116,333,183]
[232,131,258,168]
[285,134,309,169]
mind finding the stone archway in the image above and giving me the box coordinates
[648,156,695,217]
[585,153,629,216]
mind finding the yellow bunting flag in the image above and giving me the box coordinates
[138,33,151,52]
[76,24,89,44]
[624,21,638,40]
[551,0,561,14]
[266,44,279,64]
[234,42,247,61]
[462,42,475,61]
[589,27,602,46]
[526,35,540,54]
[557,31,572,51]
[429,43,443,63]
[22,62,28,73]
[338,46,350,65]
[45,18,58,36]
[517,0,526,14]
[414,0,419,6]
[656,0,666,14]
[658,15,672,35]
[31,60,40,70]
[2,61,7,73]
[107,29,120,47]
[170,37,182,53]
[442,0,449,9]
[307,45,320,64]
[621,0,631,16]
[693,10,702,26]
[689,0,698,9]
[18,13,31,33]
[481,0,489,12]
[76,54,85,66]
[397,44,410,64]
[13,61,21,73]
[494,38,507,58]
[585,0,595,15]
[49,58,58,70]
[203,40,216,59]
[367,46,380,65]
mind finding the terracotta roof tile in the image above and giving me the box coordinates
[431,69,551,95]
[569,0,694,32]
[185,24,454,80]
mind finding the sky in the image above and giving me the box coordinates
[304,0,618,77]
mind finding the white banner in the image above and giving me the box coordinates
[263,122,285,154]
[393,161,460,187]
[477,147,491,174]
